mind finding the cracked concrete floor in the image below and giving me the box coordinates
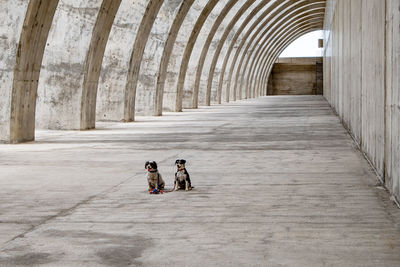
[0,96,399,266]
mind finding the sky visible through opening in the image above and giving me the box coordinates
[279,30,324,58]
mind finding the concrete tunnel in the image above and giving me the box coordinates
[0,0,400,265]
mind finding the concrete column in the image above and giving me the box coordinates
[172,0,219,112]
[154,0,195,116]
[192,0,240,108]
[205,0,257,106]
[9,0,59,143]
[96,0,149,122]
[80,0,122,129]
[123,0,164,121]
[0,0,30,143]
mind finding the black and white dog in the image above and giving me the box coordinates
[145,161,165,192]
[174,159,192,191]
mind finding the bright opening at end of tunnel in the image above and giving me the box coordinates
[279,30,324,58]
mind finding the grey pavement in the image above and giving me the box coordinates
[0,96,399,266]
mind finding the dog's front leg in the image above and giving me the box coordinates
[185,180,189,191]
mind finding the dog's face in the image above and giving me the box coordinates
[145,161,158,172]
[175,159,186,171]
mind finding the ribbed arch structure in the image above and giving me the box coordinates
[0,0,325,143]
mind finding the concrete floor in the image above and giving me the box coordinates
[0,95,399,266]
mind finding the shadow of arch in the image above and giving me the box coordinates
[10,0,59,143]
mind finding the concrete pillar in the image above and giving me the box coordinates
[9,0,59,143]
[80,0,122,129]
[134,0,187,117]
[0,0,30,143]
[192,0,240,108]
[123,0,164,122]
[96,0,149,122]
[154,0,195,116]
[171,0,219,112]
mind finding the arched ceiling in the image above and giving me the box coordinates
[0,0,326,143]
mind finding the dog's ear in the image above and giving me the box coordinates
[181,159,186,164]
[153,161,157,169]
[145,161,149,169]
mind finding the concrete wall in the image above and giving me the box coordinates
[267,57,323,95]
[324,0,400,201]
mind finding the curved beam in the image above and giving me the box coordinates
[80,0,122,129]
[154,0,195,116]
[248,14,324,98]
[257,20,323,97]
[123,0,164,122]
[9,0,59,143]
[228,0,308,101]
[205,0,257,106]
[246,10,324,98]
[260,24,323,96]
[237,2,325,99]
[191,0,240,109]
[217,0,282,103]
[174,0,220,112]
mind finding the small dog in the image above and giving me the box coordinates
[145,161,165,192]
[174,159,192,191]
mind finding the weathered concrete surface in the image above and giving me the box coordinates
[268,57,323,95]
[96,0,149,122]
[0,96,399,266]
[36,0,103,130]
[324,0,400,201]
[0,0,29,142]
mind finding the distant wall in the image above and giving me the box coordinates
[324,0,400,202]
[267,57,323,95]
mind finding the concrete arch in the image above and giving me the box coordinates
[9,0,59,143]
[247,14,324,98]
[247,12,324,98]
[134,0,188,117]
[234,1,325,99]
[246,10,324,98]
[154,0,195,116]
[227,0,302,101]
[215,0,281,104]
[96,0,150,122]
[191,0,240,109]
[80,0,122,129]
[174,0,220,112]
[123,0,164,122]
[258,22,323,96]
[204,0,258,106]
[242,3,325,99]
[259,22,323,97]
